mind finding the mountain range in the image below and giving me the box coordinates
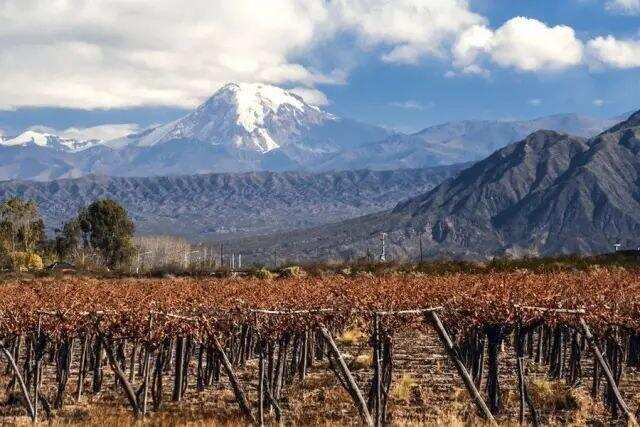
[0,83,620,181]
[0,165,463,239]
[216,109,640,263]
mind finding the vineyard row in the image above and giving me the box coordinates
[0,270,639,424]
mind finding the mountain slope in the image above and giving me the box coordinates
[0,84,621,181]
[497,110,640,254]
[218,110,640,262]
[316,114,615,171]
[0,82,622,181]
[0,165,464,239]
[101,83,390,174]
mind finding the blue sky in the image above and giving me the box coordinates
[1,0,639,137]
[320,0,640,131]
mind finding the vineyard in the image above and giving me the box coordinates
[1,268,640,425]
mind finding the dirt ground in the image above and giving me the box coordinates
[1,327,638,426]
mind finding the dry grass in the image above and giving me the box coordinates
[529,378,580,412]
[337,326,365,346]
[528,378,599,425]
[392,374,419,402]
[352,353,373,369]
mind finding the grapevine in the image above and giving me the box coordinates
[0,268,638,425]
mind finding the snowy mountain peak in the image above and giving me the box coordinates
[0,130,100,152]
[3,130,52,147]
[131,82,337,153]
[206,83,308,133]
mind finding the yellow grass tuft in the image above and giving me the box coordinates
[353,353,373,369]
[337,326,365,345]
[393,373,419,402]
[528,378,588,414]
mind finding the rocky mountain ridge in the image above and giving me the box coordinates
[0,83,620,180]
[215,110,640,262]
[0,165,464,239]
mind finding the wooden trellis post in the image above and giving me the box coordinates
[319,324,373,426]
[427,311,497,426]
[102,336,141,417]
[579,317,638,426]
[516,305,638,426]
[212,335,257,424]
[1,341,35,421]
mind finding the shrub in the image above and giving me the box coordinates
[11,251,44,271]
[254,268,276,279]
[280,265,306,278]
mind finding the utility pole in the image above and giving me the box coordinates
[379,232,387,262]
[273,249,278,269]
[220,243,223,268]
[419,232,423,264]
[238,254,242,269]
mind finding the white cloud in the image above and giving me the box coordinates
[528,99,542,106]
[491,18,583,71]
[389,100,433,110]
[289,87,330,106]
[593,99,605,107]
[332,0,486,64]
[605,0,640,14]
[0,0,334,110]
[0,0,632,110]
[453,18,583,73]
[59,124,141,141]
[0,0,495,109]
[452,25,494,68]
[587,35,640,68]
[29,124,140,140]
[461,64,491,77]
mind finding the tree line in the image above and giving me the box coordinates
[0,197,134,271]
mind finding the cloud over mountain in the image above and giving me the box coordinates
[2,1,639,111]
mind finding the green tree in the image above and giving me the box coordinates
[54,218,82,260]
[0,197,45,253]
[59,199,135,268]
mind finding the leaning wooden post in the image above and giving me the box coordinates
[319,324,373,426]
[102,337,141,417]
[428,311,497,426]
[579,317,638,426]
[212,335,257,424]
[1,342,36,421]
